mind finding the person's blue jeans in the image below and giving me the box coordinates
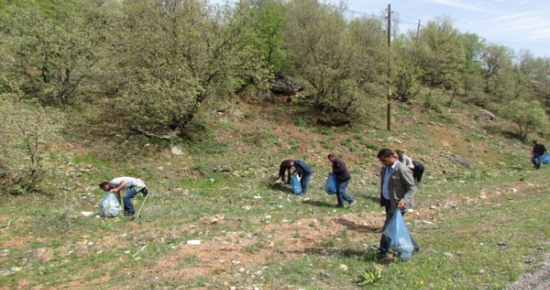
[336,179,354,207]
[300,172,312,194]
[532,154,541,169]
[379,199,418,254]
[123,187,139,214]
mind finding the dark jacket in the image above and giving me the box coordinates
[533,144,547,156]
[293,160,313,177]
[331,158,350,182]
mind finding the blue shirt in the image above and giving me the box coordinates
[382,161,398,200]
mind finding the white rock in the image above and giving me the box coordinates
[443,252,454,258]
[254,196,262,199]
[170,146,184,156]
[339,264,348,271]
[187,240,201,245]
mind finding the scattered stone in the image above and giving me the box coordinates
[213,165,232,172]
[443,252,454,258]
[35,248,53,262]
[170,146,184,156]
[481,109,496,120]
[497,242,507,246]
[231,260,240,265]
[339,264,348,271]
[478,269,485,274]
[430,205,437,210]
[253,196,262,199]
[319,271,331,278]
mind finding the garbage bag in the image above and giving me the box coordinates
[291,175,302,194]
[325,173,337,195]
[540,153,550,164]
[99,192,122,218]
[383,210,414,261]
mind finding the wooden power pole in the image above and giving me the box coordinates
[386,4,391,131]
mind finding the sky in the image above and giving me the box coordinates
[341,0,549,58]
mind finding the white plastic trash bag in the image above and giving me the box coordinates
[99,192,122,218]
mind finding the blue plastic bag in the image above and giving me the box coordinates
[540,153,550,164]
[325,173,337,195]
[291,175,302,194]
[99,192,122,218]
[383,210,414,261]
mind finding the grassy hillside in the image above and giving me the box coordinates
[1,93,549,289]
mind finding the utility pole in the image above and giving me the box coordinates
[386,4,391,131]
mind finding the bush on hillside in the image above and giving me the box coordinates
[0,89,62,195]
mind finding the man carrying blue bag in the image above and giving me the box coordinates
[328,153,355,207]
[376,148,419,261]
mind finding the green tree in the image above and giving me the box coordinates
[499,100,548,141]
[0,82,62,195]
[481,43,513,95]
[111,0,269,136]
[283,0,386,115]
[238,0,291,75]
[0,0,104,107]
[417,17,465,101]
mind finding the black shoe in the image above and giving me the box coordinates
[141,188,149,198]
[124,211,135,217]
[375,252,394,262]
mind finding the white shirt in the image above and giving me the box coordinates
[109,177,139,190]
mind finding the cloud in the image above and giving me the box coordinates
[422,0,490,13]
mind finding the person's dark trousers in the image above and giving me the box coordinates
[123,187,139,215]
[300,172,312,194]
[336,179,354,207]
[378,199,418,254]
[532,154,541,169]
[413,163,425,183]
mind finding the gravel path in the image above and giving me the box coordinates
[507,254,550,290]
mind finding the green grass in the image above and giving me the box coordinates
[2,95,548,289]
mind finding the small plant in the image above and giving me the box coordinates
[357,263,382,286]
[365,142,379,151]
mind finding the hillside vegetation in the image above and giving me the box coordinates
[1,0,550,289]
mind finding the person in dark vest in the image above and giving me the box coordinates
[412,160,425,184]
[531,140,547,170]
[327,153,355,207]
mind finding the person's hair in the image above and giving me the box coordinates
[99,181,109,189]
[377,148,395,158]
[327,153,336,159]
[282,160,293,168]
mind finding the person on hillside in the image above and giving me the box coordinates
[376,148,419,261]
[100,177,148,217]
[395,148,415,170]
[412,160,425,184]
[327,153,355,208]
[531,140,547,170]
[275,160,293,184]
[276,160,313,194]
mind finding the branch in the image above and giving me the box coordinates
[131,124,179,140]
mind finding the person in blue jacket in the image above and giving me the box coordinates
[277,160,313,194]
